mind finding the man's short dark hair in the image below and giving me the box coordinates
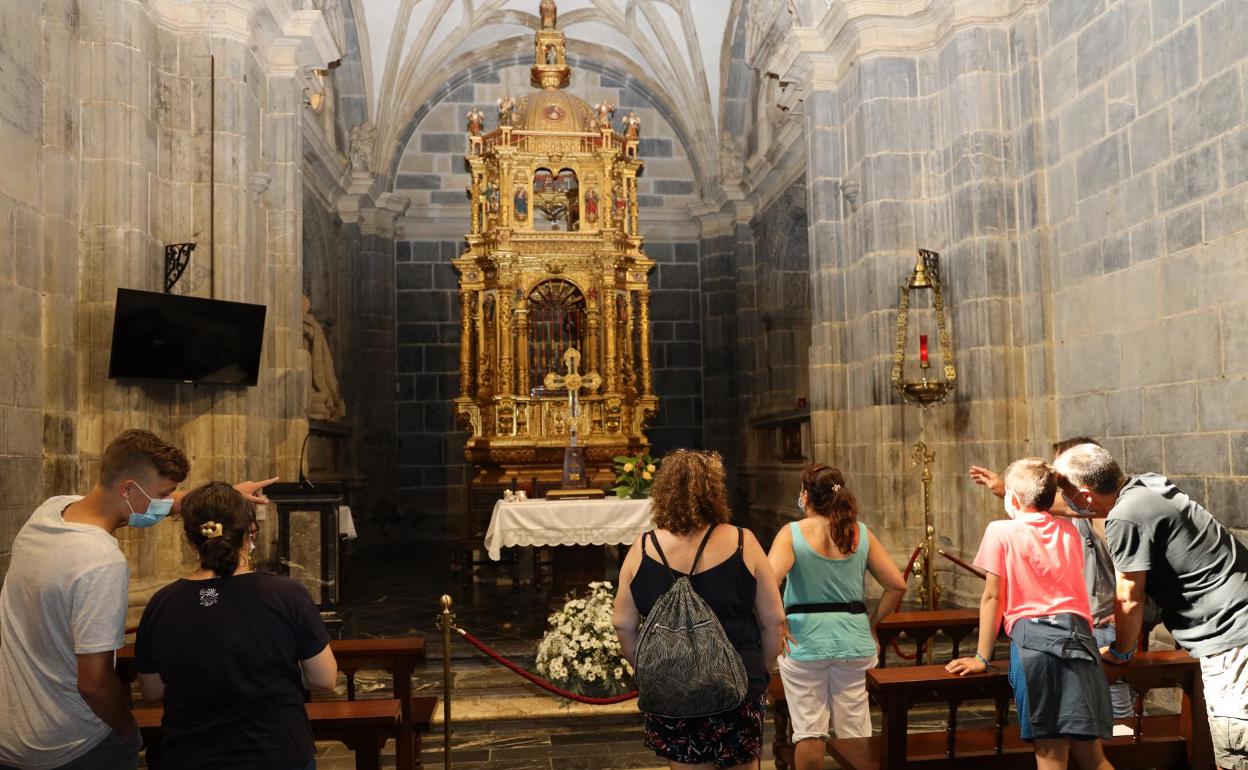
[99,430,190,485]
[1054,443,1124,495]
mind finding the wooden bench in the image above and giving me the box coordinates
[770,610,996,768]
[118,636,433,770]
[329,637,431,770]
[875,609,983,667]
[135,700,401,770]
[825,649,1213,770]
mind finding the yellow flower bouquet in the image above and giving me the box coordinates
[612,453,657,499]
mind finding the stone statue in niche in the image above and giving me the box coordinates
[540,0,557,29]
[720,130,744,180]
[302,295,347,422]
[348,122,376,173]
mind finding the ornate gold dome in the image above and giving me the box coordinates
[513,89,597,133]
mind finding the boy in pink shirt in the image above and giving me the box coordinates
[948,458,1114,770]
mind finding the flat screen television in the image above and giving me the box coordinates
[108,288,267,385]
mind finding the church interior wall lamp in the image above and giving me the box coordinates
[890,248,957,407]
[891,249,960,618]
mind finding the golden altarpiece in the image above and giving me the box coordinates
[452,1,657,485]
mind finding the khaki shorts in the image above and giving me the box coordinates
[1201,642,1248,770]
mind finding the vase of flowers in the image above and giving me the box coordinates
[535,581,634,696]
[612,453,657,499]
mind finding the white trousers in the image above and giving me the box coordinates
[778,654,877,741]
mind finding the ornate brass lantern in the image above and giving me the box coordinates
[452,1,657,485]
[890,249,956,407]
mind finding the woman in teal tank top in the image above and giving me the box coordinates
[767,465,907,769]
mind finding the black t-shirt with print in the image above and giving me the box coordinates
[135,572,331,770]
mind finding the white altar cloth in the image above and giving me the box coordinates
[484,497,653,560]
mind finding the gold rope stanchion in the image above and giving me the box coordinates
[437,595,454,770]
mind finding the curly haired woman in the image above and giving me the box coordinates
[768,465,906,769]
[134,482,337,770]
[613,450,786,770]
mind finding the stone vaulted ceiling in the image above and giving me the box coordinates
[354,0,739,190]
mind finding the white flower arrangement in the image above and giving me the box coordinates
[535,581,634,696]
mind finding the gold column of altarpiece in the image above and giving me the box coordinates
[452,1,658,483]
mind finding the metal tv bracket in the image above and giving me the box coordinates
[164,243,196,293]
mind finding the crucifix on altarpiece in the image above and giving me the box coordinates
[543,348,601,492]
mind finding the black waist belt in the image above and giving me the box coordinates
[785,601,867,615]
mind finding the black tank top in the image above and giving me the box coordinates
[630,525,769,697]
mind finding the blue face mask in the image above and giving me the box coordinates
[126,482,174,528]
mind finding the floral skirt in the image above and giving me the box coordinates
[643,694,765,768]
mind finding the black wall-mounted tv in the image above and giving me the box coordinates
[108,288,267,386]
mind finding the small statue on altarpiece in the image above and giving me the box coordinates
[623,112,641,140]
[540,0,557,29]
[466,107,485,136]
[593,100,615,129]
[514,186,529,221]
[584,188,599,223]
[497,95,516,126]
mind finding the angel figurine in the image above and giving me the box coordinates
[593,100,615,129]
[497,95,516,126]
[623,111,641,140]
[466,107,485,136]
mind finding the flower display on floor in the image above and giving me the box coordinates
[535,581,633,697]
[612,453,657,499]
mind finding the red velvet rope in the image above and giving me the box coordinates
[454,627,639,705]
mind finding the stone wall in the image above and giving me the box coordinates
[394,237,702,537]
[789,0,1248,604]
[0,0,336,615]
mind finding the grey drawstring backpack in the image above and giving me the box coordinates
[633,525,749,718]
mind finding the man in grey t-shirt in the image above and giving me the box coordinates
[1055,444,1248,770]
[0,430,274,770]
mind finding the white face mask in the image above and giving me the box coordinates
[1003,492,1019,519]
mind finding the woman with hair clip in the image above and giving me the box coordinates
[767,465,907,770]
[134,482,337,770]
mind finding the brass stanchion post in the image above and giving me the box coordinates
[438,595,454,769]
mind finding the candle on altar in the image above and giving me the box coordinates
[920,334,930,368]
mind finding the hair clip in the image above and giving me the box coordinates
[199,521,223,539]
[832,484,842,492]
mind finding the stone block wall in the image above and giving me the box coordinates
[796,0,1248,604]
[394,237,703,537]
[0,0,332,612]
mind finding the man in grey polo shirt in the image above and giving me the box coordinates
[1054,443,1248,770]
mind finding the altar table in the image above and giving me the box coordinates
[484,497,653,561]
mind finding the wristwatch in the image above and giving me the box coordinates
[1107,645,1134,662]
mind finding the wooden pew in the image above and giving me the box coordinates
[770,609,991,768]
[824,650,1212,770]
[118,636,433,770]
[330,637,431,770]
[874,609,982,667]
[135,700,401,770]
